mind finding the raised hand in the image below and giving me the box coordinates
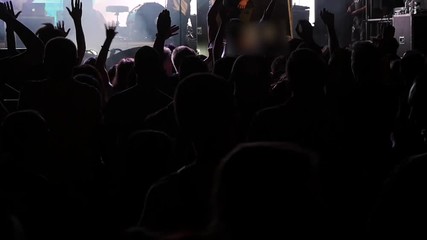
[105,22,118,40]
[156,10,179,39]
[66,0,83,22]
[56,21,71,37]
[0,2,11,21]
[320,8,334,27]
[5,1,21,19]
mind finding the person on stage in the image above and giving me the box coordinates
[347,0,367,42]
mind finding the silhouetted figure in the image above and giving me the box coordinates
[0,110,61,240]
[179,56,209,80]
[0,110,50,177]
[171,46,197,74]
[140,73,236,235]
[213,142,327,239]
[35,23,67,45]
[270,55,292,105]
[249,48,328,149]
[110,58,136,95]
[213,56,236,80]
[375,25,399,59]
[73,64,106,105]
[19,37,102,187]
[114,130,176,229]
[347,0,367,42]
[369,152,427,238]
[230,55,272,141]
[104,46,172,143]
[393,51,426,155]
[295,20,322,54]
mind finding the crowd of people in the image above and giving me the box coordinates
[1,0,427,239]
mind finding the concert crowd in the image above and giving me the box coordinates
[0,0,426,239]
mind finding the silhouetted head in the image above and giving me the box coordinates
[287,48,327,97]
[171,46,197,73]
[328,48,355,96]
[44,37,78,78]
[382,25,395,39]
[112,58,135,89]
[230,55,271,109]
[73,64,103,87]
[214,142,322,239]
[36,23,66,45]
[174,73,235,155]
[179,56,209,80]
[213,57,236,80]
[84,57,97,66]
[134,46,164,85]
[74,74,100,92]
[270,55,287,80]
[163,47,174,76]
[351,41,383,85]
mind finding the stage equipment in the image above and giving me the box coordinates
[126,3,165,41]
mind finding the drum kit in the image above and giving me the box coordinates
[106,2,166,42]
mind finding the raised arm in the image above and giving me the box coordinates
[320,8,339,55]
[0,2,44,65]
[347,1,355,14]
[153,10,179,56]
[95,23,117,102]
[5,1,21,56]
[66,0,85,65]
[352,5,367,16]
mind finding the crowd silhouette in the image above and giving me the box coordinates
[1,0,427,239]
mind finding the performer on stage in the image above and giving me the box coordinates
[227,0,292,33]
[347,0,367,42]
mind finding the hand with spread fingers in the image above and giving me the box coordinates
[56,21,71,37]
[156,10,179,40]
[5,1,21,20]
[66,0,83,22]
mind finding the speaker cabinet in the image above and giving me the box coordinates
[393,14,427,56]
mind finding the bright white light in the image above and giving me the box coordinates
[293,0,315,24]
